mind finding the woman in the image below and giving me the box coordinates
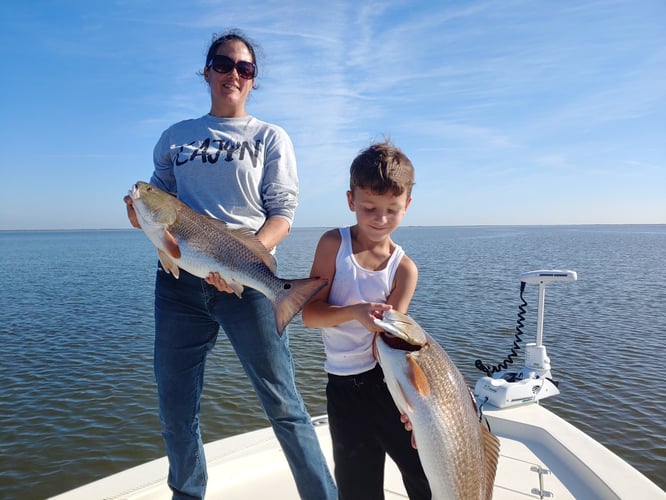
[125,30,336,500]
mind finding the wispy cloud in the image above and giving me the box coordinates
[0,0,663,229]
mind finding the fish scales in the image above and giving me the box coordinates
[411,341,492,499]
[168,207,280,297]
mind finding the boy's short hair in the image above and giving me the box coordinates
[349,141,415,198]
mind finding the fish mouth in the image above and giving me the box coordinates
[379,332,422,352]
[373,311,427,347]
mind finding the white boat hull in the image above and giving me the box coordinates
[51,403,664,500]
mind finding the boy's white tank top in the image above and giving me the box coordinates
[321,226,405,376]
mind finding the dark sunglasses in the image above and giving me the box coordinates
[207,55,257,79]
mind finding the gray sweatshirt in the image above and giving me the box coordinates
[150,113,298,232]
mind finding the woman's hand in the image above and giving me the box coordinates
[123,195,141,229]
[205,272,234,294]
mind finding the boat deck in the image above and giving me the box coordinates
[51,404,665,500]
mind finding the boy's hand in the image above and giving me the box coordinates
[354,302,393,332]
[400,413,417,449]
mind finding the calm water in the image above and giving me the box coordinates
[1,225,664,498]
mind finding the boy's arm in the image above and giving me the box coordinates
[386,255,418,314]
[302,229,391,331]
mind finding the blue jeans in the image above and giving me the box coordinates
[153,265,337,500]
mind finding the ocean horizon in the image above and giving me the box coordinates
[2,222,664,232]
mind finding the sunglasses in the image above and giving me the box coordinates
[207,55,257,80]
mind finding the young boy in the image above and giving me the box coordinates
[302,141,431,499]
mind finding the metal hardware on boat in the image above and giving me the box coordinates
[311,416,329,427]
[531,488,554,499]
[530,465,551,475]
[530,465,553,498]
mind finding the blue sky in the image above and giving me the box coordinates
[1,0,664,230]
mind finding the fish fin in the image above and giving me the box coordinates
[228,280,244,298]
[207,217,229,231]
[205,217,278,272]
[480,424,501,500]
[161,230,181,259]
[218,225,277,273]
[158,249,180,279]
[406,356,431,397]
[273,277,327,335]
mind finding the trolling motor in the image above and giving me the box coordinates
[473,270,577,408]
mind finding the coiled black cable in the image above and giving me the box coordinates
[474,281,528,377]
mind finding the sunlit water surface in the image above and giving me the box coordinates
[1,225,664,498]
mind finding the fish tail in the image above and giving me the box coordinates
[273,277,327,335]
[481,424,501,499]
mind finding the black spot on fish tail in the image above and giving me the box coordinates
[273,277,326,335]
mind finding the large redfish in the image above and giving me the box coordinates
[373,310,500,499]
[127,181,325,335]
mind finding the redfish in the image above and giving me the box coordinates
[374,310,500,499]
[127,181,325,334]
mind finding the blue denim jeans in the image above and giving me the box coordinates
[153,265,337,500]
